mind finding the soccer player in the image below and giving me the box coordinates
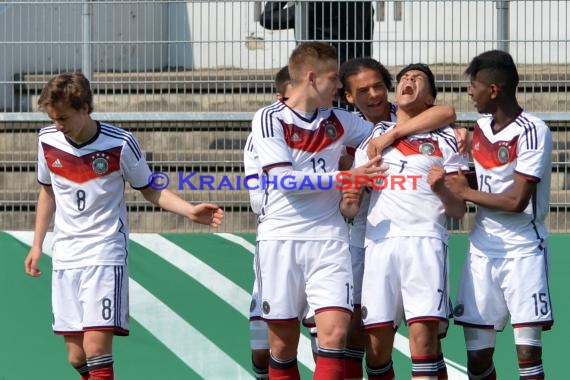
[346,63,467,380]
[338,57,459,380]
[445,50,553,380]
[251,41,386,380]
[245,65,292,380]
[24,73,224,380]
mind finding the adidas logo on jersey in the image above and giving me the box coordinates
[52,158,63,168]
[291,132,302,142]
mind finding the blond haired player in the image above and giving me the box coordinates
[251,41,385,380]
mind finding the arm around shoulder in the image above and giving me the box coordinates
[393,104,456,139]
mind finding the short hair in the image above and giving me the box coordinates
[38,72,94,113]
[275,65,291,95]
[465,50,519,95]
[288,42,337,83]
[339,57,393,92]
[396,63,437,98]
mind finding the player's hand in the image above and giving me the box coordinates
[189,203,224,227]
[338,156,388,192]
[340,188,361,219]
[444,169,469,198]
[367,130,396,160]
[342,187,361,203]
[348,155,389,184]
[24,246,43,277]
[427,165,446,193]
[452,126,470,154]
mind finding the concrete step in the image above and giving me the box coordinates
[14,64,570,113]
[20,90,568,114]
[2,205,568,234]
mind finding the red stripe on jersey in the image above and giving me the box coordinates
[279,112,345,152]
[472,123,519,169]
[42,143,122,184]
[391,137,443,157]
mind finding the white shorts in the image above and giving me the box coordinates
[350,245,365,305]
[52,265,129,335]
[454,249,554,331]
[361,237,450,329]
[256,239,353,321]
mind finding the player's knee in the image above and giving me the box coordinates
[82,340,111,358]
[317,324,349,349]
[67,352,86,369]
[252,349,270,369]
[514,326,542,362]
[516,345,542,362]
[466,348,494,372]
[408,321,439,355]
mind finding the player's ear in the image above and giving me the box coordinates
[425,95,435,106]
[344,90,355,105]
[489,83,499,100]
[307,70,316,84]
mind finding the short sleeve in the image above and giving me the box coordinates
[515,121,552,182]
[251,109,293,172]
[120,132,152,189]
[243,133,260,178]
[438,128,469,173]
[37,140,51,185]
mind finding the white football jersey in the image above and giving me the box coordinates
[348,103,397,248]
[355,122,468,243]
[37,122,152,269]
[469,112,552,258]
[252,101,373,241]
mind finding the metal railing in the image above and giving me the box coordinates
[0,1,568,232]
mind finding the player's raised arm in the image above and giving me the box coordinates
[367,104,456,158]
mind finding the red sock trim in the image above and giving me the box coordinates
[314,356,344,380]
[88,365,114,380]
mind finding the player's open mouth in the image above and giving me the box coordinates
[401,85,414,95]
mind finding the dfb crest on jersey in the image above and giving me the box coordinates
[497,146,510,164]
[419,142,436,156]
[262,301,271,315]
[323,121,338,140]
[92,156,109,175]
